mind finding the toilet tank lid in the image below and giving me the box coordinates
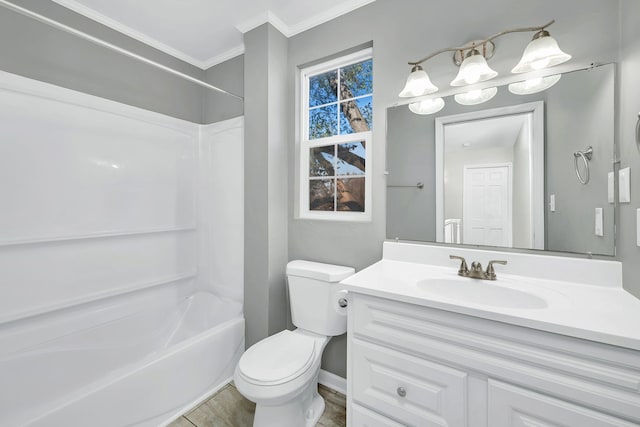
[287,260,355,282]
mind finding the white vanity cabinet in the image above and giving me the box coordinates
[346,293,640,427]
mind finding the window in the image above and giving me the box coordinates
[299,48,373,221]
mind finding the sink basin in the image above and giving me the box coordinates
[416,278,548,309]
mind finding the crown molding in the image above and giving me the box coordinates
[50,0,376,70]
[50,0,211,69]
[201,45,245,69]
[236,0,376,37]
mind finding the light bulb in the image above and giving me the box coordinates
[451,49,498,87]
[399,65,438,97]
[509,74,562,95]
[408,97,445,115]
[512,30,571,74]
[454,87,498,105]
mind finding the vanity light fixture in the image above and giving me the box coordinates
[454,87,498,105]
[399,20,571,113]
[508,74,562,95]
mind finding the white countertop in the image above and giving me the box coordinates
[341,242,640,351]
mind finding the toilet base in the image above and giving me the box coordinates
[252,379,325,427]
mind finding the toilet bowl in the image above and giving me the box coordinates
[234,260,354,427]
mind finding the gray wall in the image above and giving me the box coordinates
[203,55,244,124]
[618,0,640,297]
[546,65,615,254]
[243,24,289,348]
[0,0,204,122]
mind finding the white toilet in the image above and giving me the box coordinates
[234,260,354,427]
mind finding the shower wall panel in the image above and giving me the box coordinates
[0,71,199,323]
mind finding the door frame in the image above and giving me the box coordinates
[435,101,544,249]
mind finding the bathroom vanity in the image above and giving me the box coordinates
[342,242,640,427]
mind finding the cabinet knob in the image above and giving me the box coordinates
[396,387,407,397]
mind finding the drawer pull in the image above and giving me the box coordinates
[396,387,407,397]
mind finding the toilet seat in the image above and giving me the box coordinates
[238,330,317,386]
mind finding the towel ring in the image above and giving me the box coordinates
[574,146,593,185]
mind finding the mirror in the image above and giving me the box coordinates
[387,63,615,256]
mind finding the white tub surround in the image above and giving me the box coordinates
[0,71,244,426]
[343,241,640,426]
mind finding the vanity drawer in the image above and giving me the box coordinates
[351,338,468,427]
[350,403,405,427]
[488,380,638,427]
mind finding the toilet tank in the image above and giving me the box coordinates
[286,260,354,336]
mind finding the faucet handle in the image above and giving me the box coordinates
[470,261,483,272]
[486,260,507,280]
[449,255,469,276]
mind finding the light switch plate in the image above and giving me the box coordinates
[637,209,640,247]
[595,208,603,237]
[608,172,614,203]
[549,194,556,212]
[619,167,631,203]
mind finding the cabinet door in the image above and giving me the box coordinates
[351,339,468,426]
[488,380,638,427]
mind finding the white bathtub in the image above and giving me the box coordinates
[0,291,244,427]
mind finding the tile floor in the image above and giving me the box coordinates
[168,384,346,427]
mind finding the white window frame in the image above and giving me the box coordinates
[297,48,373,222]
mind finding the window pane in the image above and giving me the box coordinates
[340,96,372,134]
[336,141,365,176]
[337,178,365,212]
[309,146,335,177]
[339,59,373,100]
[309,104,338,139]
[309,179,335,211]
[309,70,337,107]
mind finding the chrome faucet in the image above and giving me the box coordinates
[449,255,507,280]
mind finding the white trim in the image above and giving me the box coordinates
[298,48,373,222]
[200,45,246,70]
[236,0,376,37]
[319,369,347,395]
[51,0,375,69]
[435,101,545,249]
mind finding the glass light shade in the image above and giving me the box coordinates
[512,32,572,73]
[408,97,445,115]
[508,74,562,95]
[450,50,498,87]
[454,87,498,105]
[399,66,438,97]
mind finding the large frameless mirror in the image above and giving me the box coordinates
[386,63,615,256]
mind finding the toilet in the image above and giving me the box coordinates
[234,260,354,427]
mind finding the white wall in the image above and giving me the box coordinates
[198,117,244,303]
[0,71,243,328]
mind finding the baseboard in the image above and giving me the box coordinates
[318,369,347,395]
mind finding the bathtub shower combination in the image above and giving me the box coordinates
[0,71,245,426]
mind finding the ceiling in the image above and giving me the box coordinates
[445,114,527,152]
[50,0,376,70]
